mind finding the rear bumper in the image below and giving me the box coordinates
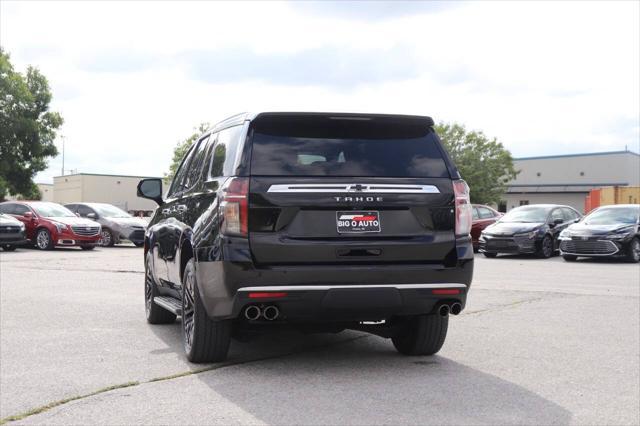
[232,283,468,322]
[195,258,473,320]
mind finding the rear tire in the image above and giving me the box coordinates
[392,314,448,356]
[182,258,232,363]
[80,245,95,251]
[562,254,578,261]
[2,245,16,251]
[627,238,640,263]
[145,252,176,324]
[483,252,498,258]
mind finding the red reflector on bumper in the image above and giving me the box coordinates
[248,292,288,299]
[432,289,461,295]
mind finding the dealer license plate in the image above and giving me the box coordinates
[336,211,381,234]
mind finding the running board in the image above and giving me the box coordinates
[154,296,182,316]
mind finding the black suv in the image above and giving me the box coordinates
[138,112,474,362]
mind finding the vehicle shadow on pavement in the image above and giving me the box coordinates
[481,254,547,261]
[150,326,572,425]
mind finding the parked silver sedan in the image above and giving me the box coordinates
[65,203,147,247]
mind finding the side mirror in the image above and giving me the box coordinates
[87,212,97,219]
[23,211,33,219]
[574,218,581,223]
[137,178,164,206]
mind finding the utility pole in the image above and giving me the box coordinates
[61,135,66,176]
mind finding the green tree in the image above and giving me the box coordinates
[0,48,63,201]
[165,122,210,183]
[435,122,518,205]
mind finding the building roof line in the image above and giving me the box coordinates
[53,173,162,179]
[514,150,639,161]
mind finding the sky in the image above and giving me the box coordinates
[1,0,639,183]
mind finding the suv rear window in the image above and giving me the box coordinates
[249,115,449,177]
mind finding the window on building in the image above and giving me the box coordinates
[519,200,530,206]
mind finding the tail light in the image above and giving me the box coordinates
[453,179,472,236]
[220,177,249,236]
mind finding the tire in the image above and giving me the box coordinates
[562,254,578,261]
[98,228,114,247]
[536,235,554,258]
[80,245,95,251]
[182,258,232,363]
[626,238,640,263]
[134,242,145,248]
[35,228,54,250]
[145,252,176,324]
[483,252,498,258]
[2,245,16,252]
[392,314,448,356]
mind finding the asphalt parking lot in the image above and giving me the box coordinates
[0,247,638,425]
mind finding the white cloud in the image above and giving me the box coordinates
[1,0,638,183]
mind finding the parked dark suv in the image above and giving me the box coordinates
[138,112,474,362]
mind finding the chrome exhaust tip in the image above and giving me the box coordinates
[438,304,450,317]
[263,305,280,321]
[244,305,261,321]
[450,303,462,315]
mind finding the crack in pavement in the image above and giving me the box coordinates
[461,296,547,317]
[2,265,143,274]
[0,334,370,424]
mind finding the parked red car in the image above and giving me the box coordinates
[0,201,101,250]
[471,204,502,250]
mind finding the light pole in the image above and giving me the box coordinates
[60,135,65,176]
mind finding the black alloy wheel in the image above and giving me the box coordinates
[181,258,232,363]
[537,235,554,258]
[145,252,176,324]
[182,265,196,354]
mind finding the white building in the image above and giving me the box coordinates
[52,173,160,213]
[37,183,54,202]
[504,150,640,213]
